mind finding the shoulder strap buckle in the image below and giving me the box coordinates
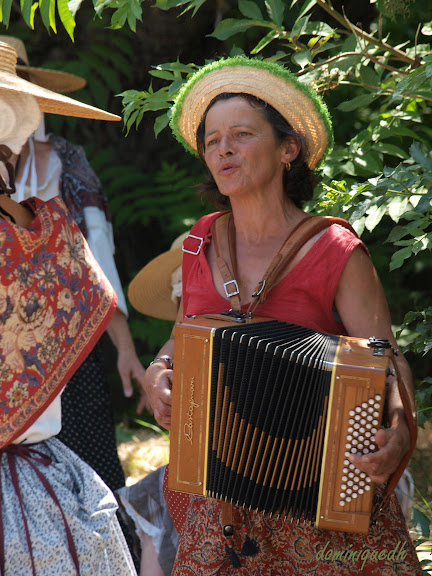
[182,234,204,255]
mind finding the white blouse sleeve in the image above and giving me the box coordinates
[83,205,128,317]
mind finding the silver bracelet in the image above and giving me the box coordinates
[149,356,173,369]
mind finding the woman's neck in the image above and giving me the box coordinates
[230,196,306,245]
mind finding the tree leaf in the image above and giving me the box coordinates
[154,113,170,137]
[251,29,279,54]
[292,14,310,39]
[296,0,317,20]
[68,0,84,17]
[359,65,381,88]
[337,93,376,112]
[238,0,262,20]
[303,20,334,36]
[291,49,312,69]
[149,69,176,81]
[387,225,408,243]
[372,142,409,159]
[20,0,34,28]
[353,150,383,175]
[421,22,432,36]
[265,0,285,26]
[388,196,409,223]
[410,142,432,170]
[39,0,57,32]
[209,18,269,41]
[389,246,413,271]
[365,202,386,231]
[59,0,76,39]
[412,507,431,538]
[0,0,13,26]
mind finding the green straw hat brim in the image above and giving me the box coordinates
[171,57,333,169]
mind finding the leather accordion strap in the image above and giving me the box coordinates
[247,215,357,316]
[211,213,242,313]
[382,355,417,499]
[211,212,357,316]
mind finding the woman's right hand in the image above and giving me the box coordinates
[143,356,173,430]
[145,303,182,430]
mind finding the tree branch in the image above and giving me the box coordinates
[314,0,418,66]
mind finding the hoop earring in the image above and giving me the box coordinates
[285,162,291,172]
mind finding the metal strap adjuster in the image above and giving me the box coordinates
[252,279,265,298]
[224,279,240,298]
[182,234,204,255]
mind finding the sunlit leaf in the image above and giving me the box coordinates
[388,196,410,222]
[20,0,34,28]
[291,49,311,69]
[59,0,76,39]
[68,0,84,17]
[39,0,57,32]
[421,22,432,36]
[296,0,317,19]
[251,29,280,54]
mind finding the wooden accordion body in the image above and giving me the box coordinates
[169,316,390,534]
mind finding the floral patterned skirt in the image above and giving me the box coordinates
[1,437,137,576]
[172,489,422,576]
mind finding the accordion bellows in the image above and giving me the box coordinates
[169,316,389,534]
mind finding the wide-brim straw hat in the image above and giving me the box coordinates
[128,231,190,321]
[0,41,119,121]
[170,57,333,169]
[0,36,86,93]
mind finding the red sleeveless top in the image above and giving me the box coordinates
[182,212,367,335]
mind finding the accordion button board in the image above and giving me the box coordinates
[169,316,389,534]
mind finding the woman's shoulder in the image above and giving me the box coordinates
[190,211,230,236]
[326,222,369,253]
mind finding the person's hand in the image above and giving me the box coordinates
[116,347,152,413]
[143,361,173,430]
[348,416,410,484]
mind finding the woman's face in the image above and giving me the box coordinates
[203,96,294,201]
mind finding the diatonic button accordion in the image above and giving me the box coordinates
[168,316,389,534]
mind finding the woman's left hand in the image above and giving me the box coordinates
[348,411,410,484]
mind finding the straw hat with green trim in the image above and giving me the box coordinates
[170,57,333,169]
[0,41,119,122]
[128,231,190,321]
[0,36,86,94]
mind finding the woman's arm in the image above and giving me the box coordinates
[335,245,414,484]
[105,308,151,412]
[143,300,184,430]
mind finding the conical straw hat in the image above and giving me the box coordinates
[0,41,120,121]
[0,36,86,93]
[128,231,190,321]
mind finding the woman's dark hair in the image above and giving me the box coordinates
[195,93,316,209]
